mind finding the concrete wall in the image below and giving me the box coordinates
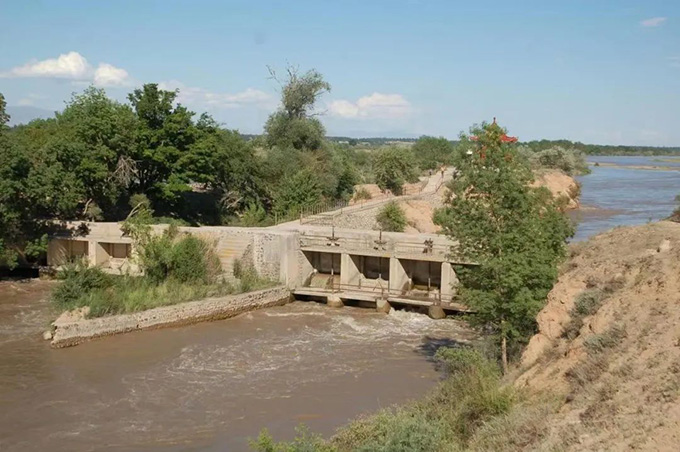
[48,222,300,287]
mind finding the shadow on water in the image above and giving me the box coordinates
[415,335,468,361]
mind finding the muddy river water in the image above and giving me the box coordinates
[0,280,474,451]
[1,156,678,451]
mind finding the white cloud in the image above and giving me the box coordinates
[641,17,667,27]
[93,63,132,87]
[1,51,91,79]
[159,80,273,109]
[0,51,132,87]
[328,93,412,119]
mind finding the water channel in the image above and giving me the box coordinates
[1,156,678,451]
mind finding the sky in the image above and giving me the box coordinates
[1,0,679,145]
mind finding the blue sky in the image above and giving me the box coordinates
[1,0,678,145]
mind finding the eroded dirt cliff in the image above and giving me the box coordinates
[515,220,680,451]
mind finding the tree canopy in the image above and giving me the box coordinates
[435,121,574,371]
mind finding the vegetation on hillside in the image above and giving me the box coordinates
[376,201,407,232]
[435,121,574,371]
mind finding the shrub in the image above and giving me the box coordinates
[170,234,220,284]
[574,289,604,317]
[372,147,419,195]
[52,261,113,310]
[233,258,275,292]
[376,201,407,232]
[563,289,605,339]
[239,203,269,227]
[250,425,335,452]
[584,324,626,354]
[138,227,221,284]
[353,187,372,201]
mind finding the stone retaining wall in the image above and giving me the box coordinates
[50,286,291,348]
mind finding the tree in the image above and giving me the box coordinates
[377,201,407,232]
[264,66,330,151]
[128,83,198,209]
[434,121,573,372]
[372,147,419,194]
[412,136,454,170]
[273,168,323,216]
[182,126,267,217]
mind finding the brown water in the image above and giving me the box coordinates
[0,280,474,452]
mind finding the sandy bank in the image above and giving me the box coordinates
[51,286,291,348]
[515,220,680,450]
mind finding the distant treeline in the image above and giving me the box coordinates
[520,139,680,156]
[245,134,680,155]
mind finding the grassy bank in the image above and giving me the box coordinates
[52,264,275,318]
[251,348,558,452]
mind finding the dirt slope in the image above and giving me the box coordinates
[516,221,680,451]
[532,169,580,209]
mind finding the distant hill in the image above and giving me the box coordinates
[7,106,55,126]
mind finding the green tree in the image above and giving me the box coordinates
[372,147,419,195]
[274,168,323,216]
[434,121,573,372]
[182,124,267,218]
[128,83,198,208]
[264,66,330,151]
[376,201,407,232]
[412,136,454,170]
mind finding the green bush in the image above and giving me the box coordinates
[52,261,113,310]
[376,201,407,232]
[250,425,334,452]
[138,227,220,284]
[372,147,419,195]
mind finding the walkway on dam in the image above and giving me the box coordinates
[270,166,454,230]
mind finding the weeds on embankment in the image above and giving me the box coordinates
[250,348,558,452]
[52,228,275,318]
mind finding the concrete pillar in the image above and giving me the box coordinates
[87,240,98,266]
[341,253,361,289]
[440,262,459,302]
[327,295,344,308]
[376,298,392,313]
[428,305,446,319]
[389,257,409,294]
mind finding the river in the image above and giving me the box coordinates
[571,156,679,241]
[1,155,678,451]
[0,280,474,452]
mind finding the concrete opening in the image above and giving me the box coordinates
[397,259,442,299]
[96,242,132,270]
[47,239,89,266]
[301,251,341,290]
[362,256,390,281]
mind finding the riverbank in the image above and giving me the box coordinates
[591,161,680,172]
[51,285,291,347]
